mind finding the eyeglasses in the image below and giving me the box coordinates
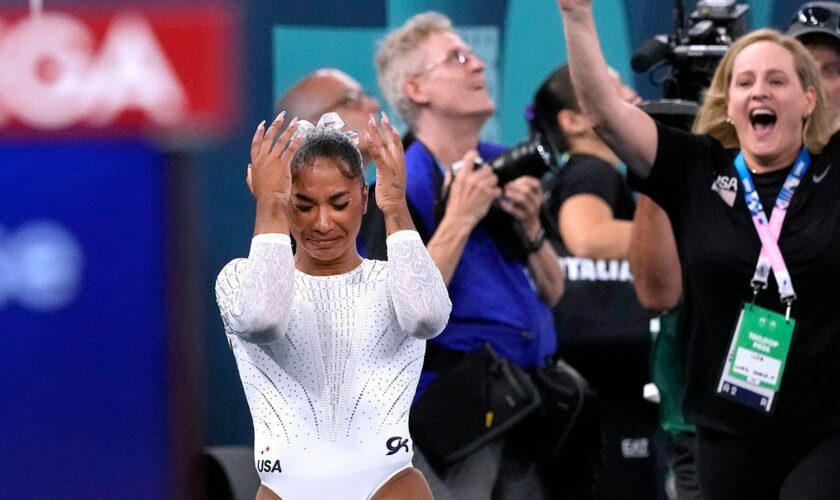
[413,49,480,76]
[791,4,840,36]
[312,88,372,117]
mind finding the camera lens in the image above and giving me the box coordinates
[489,132,556,186]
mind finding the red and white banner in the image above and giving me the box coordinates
[0,4,239,136]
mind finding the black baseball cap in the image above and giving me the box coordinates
[787,2,840,44]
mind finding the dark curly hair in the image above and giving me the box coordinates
[290,128,364,181]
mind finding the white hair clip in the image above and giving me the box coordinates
[291,112,360,145]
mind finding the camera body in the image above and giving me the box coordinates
[451,131,558,186]
[440,132,559,261]
[632,0,749,103]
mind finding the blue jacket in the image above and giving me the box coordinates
[402,141,557,396]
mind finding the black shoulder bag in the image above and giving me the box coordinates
[410,343,541,469]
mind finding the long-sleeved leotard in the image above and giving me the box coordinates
[215,230,451,499]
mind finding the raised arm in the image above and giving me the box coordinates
[363,113,452,339]
[629,195,682,312]
[215,114,303,343]
[558,0,659,177]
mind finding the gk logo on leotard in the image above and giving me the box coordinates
[386,436,410,455]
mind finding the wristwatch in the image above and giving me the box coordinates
[524,227,546,253]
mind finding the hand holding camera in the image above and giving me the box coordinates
[444,150,503,230]
[499,176,544,241]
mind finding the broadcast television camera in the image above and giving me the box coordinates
[489,1,752,181]
[632,0,749,129]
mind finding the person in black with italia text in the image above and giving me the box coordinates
[530,65,659,500]
[559,0,840,497]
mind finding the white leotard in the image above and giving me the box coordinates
[215,230,450,499]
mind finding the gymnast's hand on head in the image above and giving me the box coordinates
[362,111,417,235]
[248,113,302,235]
[248,113,302,205]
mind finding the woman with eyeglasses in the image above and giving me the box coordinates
[558,0,840,498]
[216,112,451,500]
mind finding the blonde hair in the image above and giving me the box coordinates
[693,28,833,153]
[375,12,452,126]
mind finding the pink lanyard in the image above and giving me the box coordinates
[732,148,811,316]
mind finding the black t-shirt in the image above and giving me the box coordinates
[632,122,840,434]
[548,153,637,224]
[548,154,650,391]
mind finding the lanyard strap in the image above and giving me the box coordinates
[732,148,811,304]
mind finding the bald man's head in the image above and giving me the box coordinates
[275,69,380,162]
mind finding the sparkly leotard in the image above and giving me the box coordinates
[216,230,451,499]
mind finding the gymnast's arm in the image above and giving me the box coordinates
[363,113,452,339]
[387,231,452,340]
[216,114,302,343]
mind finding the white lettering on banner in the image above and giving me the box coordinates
[0,12,186,129]
[560,257,634,282]
[0,20,6,127]
[0,222,84,312]
[0,13,91,128]
[84,15,186,126]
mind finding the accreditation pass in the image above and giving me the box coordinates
[716,303,794,413]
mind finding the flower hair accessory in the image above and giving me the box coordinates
[291,112,360,145]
